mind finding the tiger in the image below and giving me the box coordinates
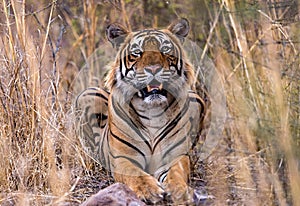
[75,18,209,204]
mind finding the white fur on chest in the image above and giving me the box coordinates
[131,96,181,142]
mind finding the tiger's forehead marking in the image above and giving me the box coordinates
[129,30,173,50]
[134,29,167,39]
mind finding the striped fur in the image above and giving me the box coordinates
[75,19,208,203]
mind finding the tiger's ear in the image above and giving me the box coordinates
[167,18,190,42]
[106,23,129,48]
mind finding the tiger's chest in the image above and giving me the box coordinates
[138,107,173,140]
[107,91,198,175]
[130,96,183,143]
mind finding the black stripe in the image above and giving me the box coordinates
[101,127,110,168]
[189,95,204,105]
[153,126,181,152]
[112,98,139,128]
[120,55,124,78]
[109,152,144,170]
[129,102,150,120]
[162,136,188,159]
[153,99,189,152]
[134,30,163,39]
[86,87,110,93]
[189,98,204,109]
[125,46,134,77]
[128,53,136,62]
[152,97,177,118]
[110,130,146,158]
[111,122,134,141]
[111,97,152,150]
[189,94,205,115]
[113,100,142,131]
[158,169,169,183]
[83,92,109,101]
[84,106,91,119]
[161,99,189,135]
[153,117,189,152]
[91,123,105,128]
[100,124,107,129]
[179,51,183,75]
[90,113,108,121]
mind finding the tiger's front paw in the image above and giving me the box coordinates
[164,177,193,203]
[130,175,166,203]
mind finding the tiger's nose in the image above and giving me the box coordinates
[144,64,162,75]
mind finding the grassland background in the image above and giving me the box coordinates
[0,0,299,205]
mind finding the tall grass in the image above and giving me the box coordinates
[0,0,299,205]
[206,0,300,204]
[0,1,90,205]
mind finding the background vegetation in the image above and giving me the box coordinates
[0,0,299,205]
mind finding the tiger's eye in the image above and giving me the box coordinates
[131,49,142,57]
[161,46,171,53]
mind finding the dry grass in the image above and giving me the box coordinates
[0,0,299,205]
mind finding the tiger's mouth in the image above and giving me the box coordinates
[137,80,167,99]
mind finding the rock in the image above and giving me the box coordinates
[81,183,146,206]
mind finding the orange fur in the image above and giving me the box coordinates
[76,19,207,204]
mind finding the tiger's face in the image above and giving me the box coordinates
[105,19,194,106]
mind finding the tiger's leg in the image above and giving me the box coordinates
[108,129,166,202]
[113,159,166,203]
[163,92,206,203]
[163,155,193,203]
[75,87,109,163]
